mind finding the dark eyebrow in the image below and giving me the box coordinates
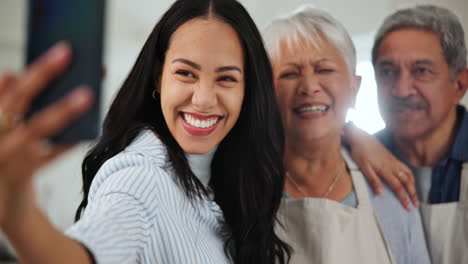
[414,59,434,66]
[172,58,201,70]
[172,58,241,73]
[377,60,395,67]
[216,66,242,73]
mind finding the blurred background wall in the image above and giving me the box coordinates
[0,0,467,231]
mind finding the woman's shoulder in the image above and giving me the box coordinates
[123,130,170,166]
[88,130,176,202]
[342,148,416,213]
[340,147,359,171]
[102,130,171,172]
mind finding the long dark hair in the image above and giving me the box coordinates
[76,0,290,263]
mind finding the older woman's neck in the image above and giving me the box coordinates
[284,135,343,180]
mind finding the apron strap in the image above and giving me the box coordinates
[341,148,371,208]
[460,162,468,202]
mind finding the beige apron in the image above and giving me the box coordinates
[275,150,395,264]
[420,162,468,264]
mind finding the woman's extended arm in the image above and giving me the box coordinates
[0,43,94,264]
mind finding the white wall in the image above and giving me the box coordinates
[0,0,467,230]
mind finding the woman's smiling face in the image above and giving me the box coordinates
[273,37,360,143]
[160,18,245,154]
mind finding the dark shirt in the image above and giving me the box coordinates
[375,105,468,203]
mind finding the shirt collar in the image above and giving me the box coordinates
[382,105,468,165]
[449,105,468,162]
[128,130,218,188]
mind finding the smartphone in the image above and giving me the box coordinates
[26,0,105,143]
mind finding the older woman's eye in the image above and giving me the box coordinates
[279,72,299,79]
[176,70,196,78]
[316,68,334,74]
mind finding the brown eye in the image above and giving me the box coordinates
[279,72,299,79]
[176,70,196,78]
[379,67,398,78]
[217,75,238,82]
[316,68,334,74]
[413,67,430,75]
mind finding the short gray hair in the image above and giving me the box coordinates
[372,5,467,79]
[263,5,356,74]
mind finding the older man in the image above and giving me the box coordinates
[372,5,468,264]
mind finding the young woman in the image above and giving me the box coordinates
[0,0,290,263]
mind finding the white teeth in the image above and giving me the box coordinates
[183,113,219,128]
[296,105,329,114]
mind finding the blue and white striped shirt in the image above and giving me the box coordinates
[66,131,230,264]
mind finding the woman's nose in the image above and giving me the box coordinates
[298,74,321,96]
[192,81,217,110]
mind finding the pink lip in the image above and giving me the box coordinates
[183,112,221,120]
[180,112,222,137]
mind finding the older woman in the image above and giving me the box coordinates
[264,6,431,264]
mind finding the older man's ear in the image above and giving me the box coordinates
[454,68,468,103]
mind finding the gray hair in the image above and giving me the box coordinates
[263,5,356,74]
[372,5,467,80]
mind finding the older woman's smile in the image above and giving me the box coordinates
[293,104,330,114]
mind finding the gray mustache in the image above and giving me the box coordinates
[387,97,428,111]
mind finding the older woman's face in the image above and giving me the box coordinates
[272,38,360,142]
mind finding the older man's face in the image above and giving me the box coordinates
[375,28,463,139]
